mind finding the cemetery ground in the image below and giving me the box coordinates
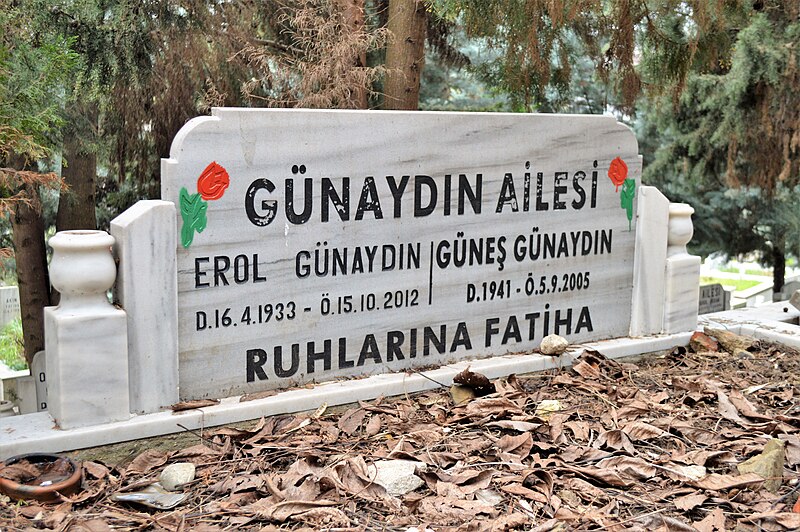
[3,330,800,531]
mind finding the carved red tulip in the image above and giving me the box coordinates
[608,157,628,192]
[197,161,230,201]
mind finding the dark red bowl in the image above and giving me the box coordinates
[0,453,82,502]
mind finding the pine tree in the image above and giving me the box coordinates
[643,3,800,297]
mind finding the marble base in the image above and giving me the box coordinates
[45,306,130,430]
[0,331,692,459]
[663,254,701,333]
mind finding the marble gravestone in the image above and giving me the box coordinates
[0,285,20,328]
[162,108,642,400]
[698,283,730,314]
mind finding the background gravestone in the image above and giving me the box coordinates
[0,286,20,329]
[162,109,641,399]
[698,283,730,314]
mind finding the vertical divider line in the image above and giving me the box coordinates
[428,241,434,305]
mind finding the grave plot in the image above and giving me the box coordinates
[2,108,717,457]
[2,330,799,531]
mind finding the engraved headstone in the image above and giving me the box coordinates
[0,286,20,329]
[698,283,729,315]
[162,109,642,399]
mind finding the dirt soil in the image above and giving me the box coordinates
[2,330,800,531]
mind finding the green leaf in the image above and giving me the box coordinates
[179,187,208,248]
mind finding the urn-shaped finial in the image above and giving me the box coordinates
[48,230,117,309]
[667,203,694,257]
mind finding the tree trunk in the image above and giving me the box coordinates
[772,239,785,302]
[383,0,427,110]
[11,186,52,365]
[336,0,369,109]
[57,105,98,232]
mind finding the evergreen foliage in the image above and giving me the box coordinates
[642,2,800,292]
[0,1,77,164]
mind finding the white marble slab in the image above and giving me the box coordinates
[162,108,642,399]
[629,185,669,336]
[111,201,179,413]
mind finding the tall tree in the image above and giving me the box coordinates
[238,0,387,109]
[642,2,800,297]
[0,0,76,363]
[383,0,427,109]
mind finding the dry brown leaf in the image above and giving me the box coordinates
[245,499,339,522]
[741,511,800,529]
[417,496,497,522]
[635,514,697,532]
[659,463,707,482]
[616,399,653,419]
[337,408,367,435]
[566,465,632,488]
[464,396,525,418]
[453,366,497,396]
[68,520,113,532]
[716,389,747,424]
[82,461,109,480]
[527,518,563,532]
[571,359,601,379]
[729,389,770,419]
[622,420,668,440]
[559,445,613,463]
[499,483,550,504]
[496,432,533,459]
[695,507,726,532]
[293,507,351,527]
[211,474,266,494]
[595,456,657,480]
[780,435,800,466]
[42,505,71,529]
[239,389,278,402]
[673,449,736,467]
[171,399,220,412]
[564,420,590,441]
[364,414,382,436]
[423,469,494,496]
[593,429,637,454]
[689,472,765,491]
[173,444,221,458]
[674,492,707,511]
[125,449,170,475]
[668,423,726,444]
[490,513,530,531]
[486,420,541,432]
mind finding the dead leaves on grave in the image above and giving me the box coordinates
[4,337,800,530]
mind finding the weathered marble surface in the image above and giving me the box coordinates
[45,307,130,429]
[112,200,179,413]
[663,254,701,334]
[162,108,642,400]
[629,185,669,336]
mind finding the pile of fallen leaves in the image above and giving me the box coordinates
[3,328,800,531]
